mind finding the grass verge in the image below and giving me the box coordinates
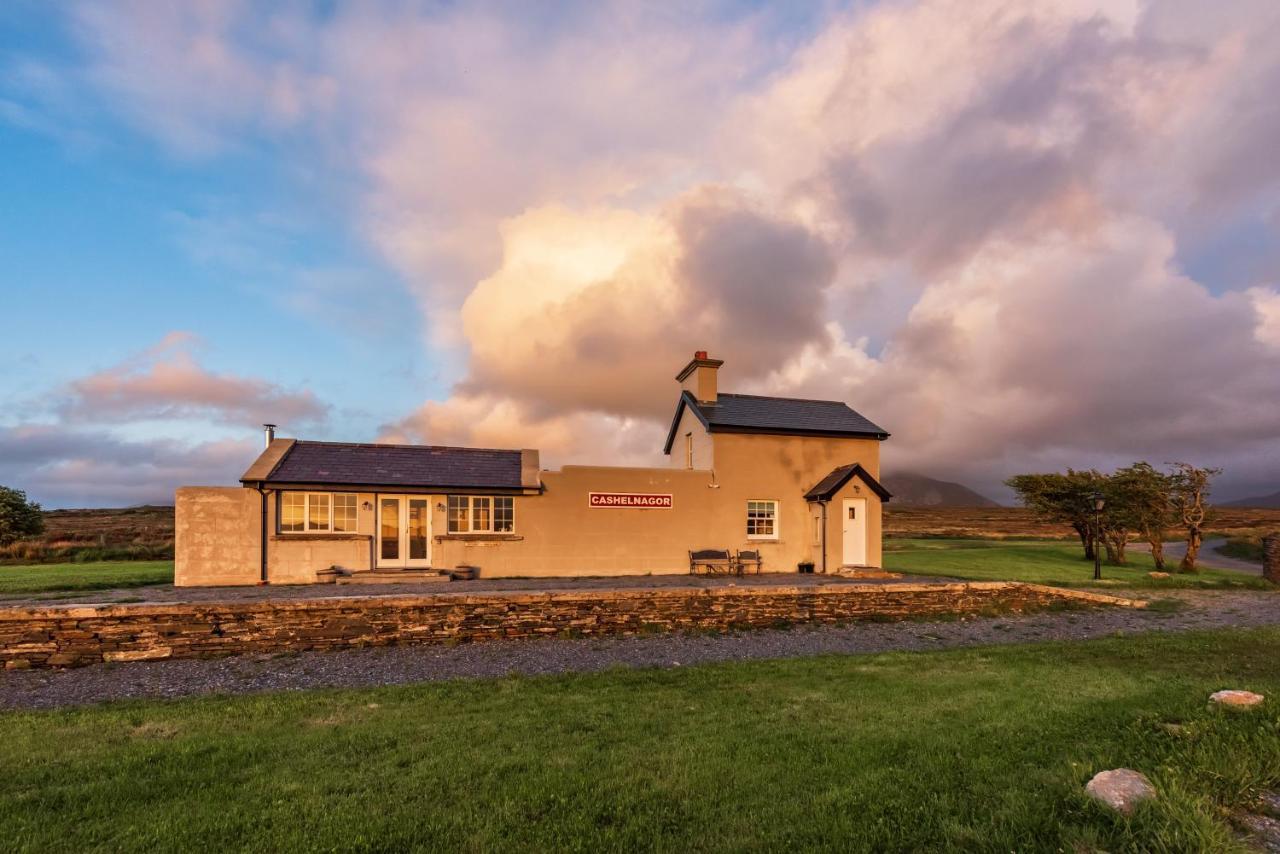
[885,539,1273,589]
[0,560,173,595]
[1,629,1278,851]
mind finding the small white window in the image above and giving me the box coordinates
[447,495,515,534]
[685,433,693,469]
[279,492,358,534]
[747,500,778,540]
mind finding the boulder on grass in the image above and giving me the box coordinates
[1148,571,1170,579]
[1086,769,1156,815]
[1210,690,1265,708]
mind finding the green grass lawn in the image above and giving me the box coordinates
[0,560,173,595]
[2,629,1277,852]
[885,539,1273,589]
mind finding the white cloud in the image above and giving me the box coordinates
[30,0,1280,500]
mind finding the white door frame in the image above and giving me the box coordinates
[376,495,433,568]
[842,498,868,566]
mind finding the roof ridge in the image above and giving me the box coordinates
[292,439,522,454]
[717,392,850,406]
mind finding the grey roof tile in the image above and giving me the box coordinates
[249,441,524,490]
[696,393,889,436]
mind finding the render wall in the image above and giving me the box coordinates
[174,487,262,587]
[666,407,714,470]
[178,432,884,585]
[263,493,376,585]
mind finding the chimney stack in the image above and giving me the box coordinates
[263,423,277,449]
[676,350,724,404]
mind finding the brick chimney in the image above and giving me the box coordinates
[676,350,724,404]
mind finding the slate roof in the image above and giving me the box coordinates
[242,441,526,490]
[664,391,888,453]
[803,463,892,502]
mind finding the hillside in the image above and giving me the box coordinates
[0,505,174,564]
[881,472,998,507]
[1222,490,1280,509]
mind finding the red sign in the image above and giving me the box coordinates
[589,492,673,509]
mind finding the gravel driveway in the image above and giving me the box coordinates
[2,589,1276,711]
[1130,537,1263,574]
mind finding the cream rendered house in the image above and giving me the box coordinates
[175,352,890,586]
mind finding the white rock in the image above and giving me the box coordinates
[1085,769,1157,815]
[1211,690,1265,708]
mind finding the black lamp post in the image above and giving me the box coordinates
[1092,492,1105,581]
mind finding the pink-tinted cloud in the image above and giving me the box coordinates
[0,423,256,507]
[61,332,327,427]
[53,0,1280,501]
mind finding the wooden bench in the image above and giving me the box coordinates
[689,549,734,575]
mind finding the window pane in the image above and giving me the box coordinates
[472,496,492,532]
[747,500,776,537]
[447,496,468,533]
[494,497,514,533]
[309,493,330,531]
[333,494,357,533]
[281,493,305,532]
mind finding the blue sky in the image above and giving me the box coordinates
[2,1,1279,507]
[1,6,432,439]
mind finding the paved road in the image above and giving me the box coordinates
[1130,537,1262,574]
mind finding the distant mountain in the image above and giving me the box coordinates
[881,472,999,507]
[1221,491,1280,509]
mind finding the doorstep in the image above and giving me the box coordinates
[333,568,451,585]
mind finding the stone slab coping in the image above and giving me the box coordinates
[0,582,1144,621]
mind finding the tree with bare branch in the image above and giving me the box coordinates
[1110,462,1173,571]
[1168,462,1220,572]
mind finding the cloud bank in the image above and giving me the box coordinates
[9,0,1280,502]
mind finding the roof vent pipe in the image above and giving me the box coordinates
[263,423,277,448]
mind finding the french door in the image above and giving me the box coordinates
[377,496,432,568]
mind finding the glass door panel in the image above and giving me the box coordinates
[408,499,430,565]
[379,497,401,565]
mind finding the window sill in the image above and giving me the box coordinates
[272,533,371,542]
[434,534,523,542]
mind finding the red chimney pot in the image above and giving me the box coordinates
[694,350,708,360]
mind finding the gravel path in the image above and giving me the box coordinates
[1130,537,1263,574]
[2,589,1276,711]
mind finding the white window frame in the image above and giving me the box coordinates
[279,491,358,534]
[746,499,779,541]
[684,433,693,469]
[447,495,515,534]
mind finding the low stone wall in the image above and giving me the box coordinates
[0,582,1140,670]
[1264,533,1280,585]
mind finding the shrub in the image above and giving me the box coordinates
[0,486,43,546]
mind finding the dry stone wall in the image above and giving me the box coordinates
[0,582,1138,670]
[1264,533,1280,585]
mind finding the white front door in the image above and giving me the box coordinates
[842,498,867,566]
[377,496,432,568]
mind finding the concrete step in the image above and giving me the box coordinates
[336,569,450,585]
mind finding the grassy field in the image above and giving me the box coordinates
[884,505,1280,540]
[0,560,173,595]
[885,539,1272,589]
[1,629,1276,851]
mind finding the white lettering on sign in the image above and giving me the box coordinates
[588,492,673,509]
